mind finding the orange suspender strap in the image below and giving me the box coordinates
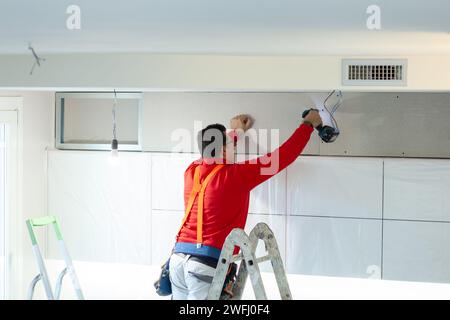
[180,166,201,228]
[196,164,224,247]
[178,164,224,248]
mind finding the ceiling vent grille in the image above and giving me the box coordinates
[342,59,407,86]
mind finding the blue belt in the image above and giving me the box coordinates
[174,242,222,260]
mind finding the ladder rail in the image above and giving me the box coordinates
[208,223,290,300]
[26,216,84,300]
[207,228,267,300]
[231,225,259,300]
[27,274,42,300]
[249,223,292,300]
[55,268,68,300]
[57,239,85,299]
[27,222,55,300]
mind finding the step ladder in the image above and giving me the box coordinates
[26,215,84,300]
[207,222,292,300]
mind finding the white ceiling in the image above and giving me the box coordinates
[1,0,450,55]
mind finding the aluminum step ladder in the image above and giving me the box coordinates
[26,215,84,300]
[207,222,292,300]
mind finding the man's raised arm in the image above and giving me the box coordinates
[232,111,322,190]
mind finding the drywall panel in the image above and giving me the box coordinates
[47,151,151,265]
[235,153,287,215]
[286,216,382,279]
[287,157,383,219]
[249,171,286,215]
[320,92,450,157]
[151,210,184,265]
[142,92,321,154]
[151,153,199,211]
[384,159,450,222]
[383,220,450,283]
[142,92,450,158]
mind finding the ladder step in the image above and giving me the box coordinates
[231,254,243,263]
[231,253,271,264]
[255,255,271,264]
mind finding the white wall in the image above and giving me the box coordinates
[0,123,5,298]
[46,151,450,286]
[2,89,449,298]
[1,54,450,91]
[0,91,54,298]
[1,49,449,299]
[46,151,289,273]
[47,151,151,265]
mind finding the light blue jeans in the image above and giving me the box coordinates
[169,252,216,300]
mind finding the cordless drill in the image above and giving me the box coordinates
[302,108,340,143]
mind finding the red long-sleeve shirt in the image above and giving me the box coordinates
[174,123,314,259]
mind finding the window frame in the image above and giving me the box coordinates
[55,92,143,151]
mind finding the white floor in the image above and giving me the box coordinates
[26,259,450,300]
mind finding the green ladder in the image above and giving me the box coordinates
[26,216,84,300]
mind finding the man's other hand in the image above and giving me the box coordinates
[230,114,254,132]
[303,109,322,128]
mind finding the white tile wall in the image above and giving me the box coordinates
[286,216,382,279]
[383,220,450,283]
[151,153,199,211]
[287,156,383,219]
[245,214,286,272]
[47,151,151,264]
[384,159,450,222]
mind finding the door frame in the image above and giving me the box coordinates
[0,97,23,299]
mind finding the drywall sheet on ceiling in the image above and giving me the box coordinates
[141,92,450,158]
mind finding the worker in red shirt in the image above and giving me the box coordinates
[169,110,323,299]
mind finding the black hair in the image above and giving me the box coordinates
[197,123,226,158]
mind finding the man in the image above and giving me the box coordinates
[169,110,322,299]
